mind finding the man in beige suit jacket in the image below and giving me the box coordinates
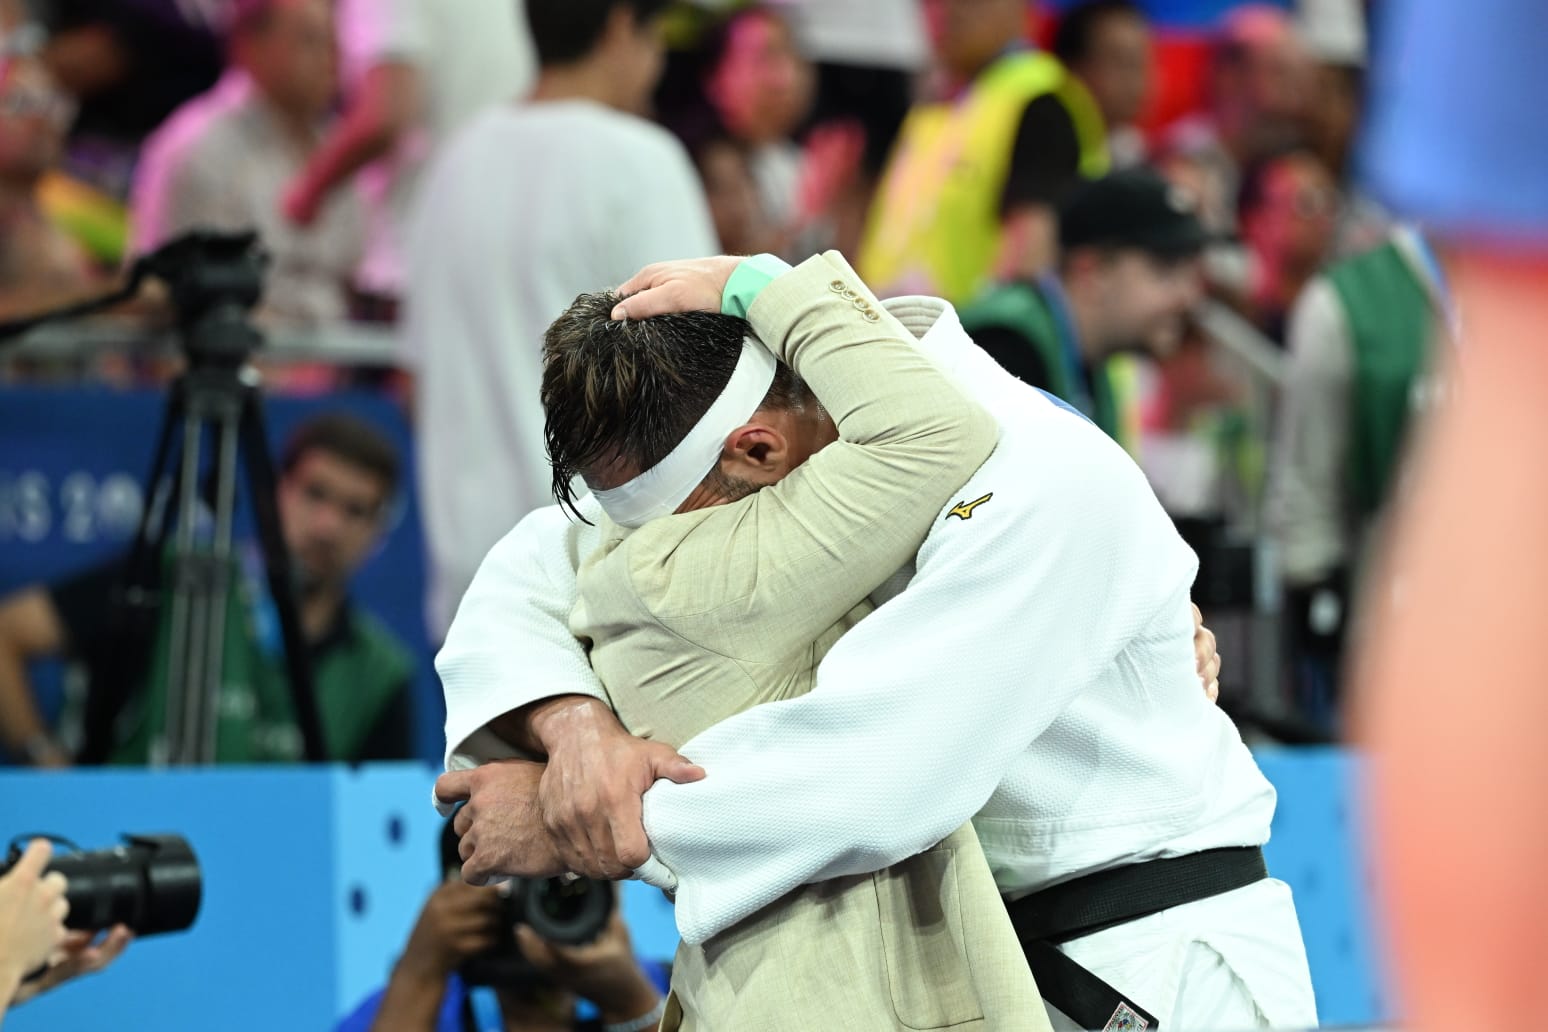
[535,251,1046,1030]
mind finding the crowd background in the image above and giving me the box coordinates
[0,0,1416,769]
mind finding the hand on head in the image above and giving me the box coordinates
[609,256,746,321]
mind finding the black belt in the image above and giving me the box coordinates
[1004,846,1268,1031]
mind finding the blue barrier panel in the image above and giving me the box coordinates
[0,750,1386,1030]
[0,385,444,765]
[1258,747,1387,1027]
[0,764,682,1032]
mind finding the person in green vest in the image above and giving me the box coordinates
[0,412,416,766]
[857,0,1110,304]
[1267,225,1450,732]
[959,167,1207,455]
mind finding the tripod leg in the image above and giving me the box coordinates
[190,404,242,764]
[80,379,187,765]
[239,387,327,762]
[161,410,210,765]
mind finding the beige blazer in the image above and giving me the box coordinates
[570,253,1049,1031]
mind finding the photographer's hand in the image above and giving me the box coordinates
[514,912,661,1027]
[372,881,504,1032]
[526,696,703,880]
[0,839,69,1008]
[10,925,131,1005]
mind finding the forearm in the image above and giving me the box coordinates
[437,505,604,774]
[0,645,52,759]
[498,694,625,757]
[370,961,448,1032]
[593,971,662,1026]
[292,115,397,210]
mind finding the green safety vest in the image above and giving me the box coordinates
[858,51,1109,306]
[106,556,412,765]
[1325,240,1441,517]
[958,280,1141,455]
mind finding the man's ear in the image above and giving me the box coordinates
[720,422,789,482]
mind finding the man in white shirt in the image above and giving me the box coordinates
[400,0,717,637]
[281,0,536,306]
[435,255,1315,1029]
[130,0,365,327]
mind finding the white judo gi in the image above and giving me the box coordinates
[437,295,1318,1030]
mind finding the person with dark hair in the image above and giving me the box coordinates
[334,820,666,1032]
[858,0,1110,302]
[478,250,1040,1029]
[0,54,99,320]
[961,168,1207,455]
[1237,147,1339,341]
[1053,0,1153,168]
[0,412,415,766]
[696,5,864,261]
[684,131,771,257]
[437,253,1311,1029]
[1163,5,1312,248]
[402,0,716,641]
[280,0,535,315]
[129,0,366,327]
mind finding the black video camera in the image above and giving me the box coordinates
[2,834,202,937]
[439,820,613,987]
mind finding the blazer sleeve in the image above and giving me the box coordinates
[642,252,999,660]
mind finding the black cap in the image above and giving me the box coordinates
[1058,168,1210,258]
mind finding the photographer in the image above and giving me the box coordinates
[0,839,131,1026]
[0,412,415,766]
[337,823,664,1032]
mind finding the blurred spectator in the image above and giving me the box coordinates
[1164,4,1311,240]
[401,0,715,638]
[282,0,536,318]
[960,168,1205,455]
[38,0,224,149]
[0,413,416,766]
[788,0,925,177]
[129,0,365,328]
[700,4,861,260]
[1237,147,1338,341]
[1267,225,1450,733]
[335,820,666,1032]
[859,0,1108,302]
[0,53,95,318]
[688,131,772,256]
[1053,0,1154,169]
[1295,0,1387,256]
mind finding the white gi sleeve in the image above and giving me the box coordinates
[640,400,1198,945]
[432,499,605,812]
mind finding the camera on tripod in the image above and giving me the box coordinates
[1,834,202,937]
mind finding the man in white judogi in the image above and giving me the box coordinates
[436,254,1318,1030]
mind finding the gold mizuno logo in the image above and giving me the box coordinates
[946,492,993,521]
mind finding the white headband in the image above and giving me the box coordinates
[588,336,777,528]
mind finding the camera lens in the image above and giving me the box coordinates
[49,834,202,936]
[521,876,613,945]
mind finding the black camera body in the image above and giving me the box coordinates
[459,875,616,988]
[2,833,202,937]
[438,819,614,987]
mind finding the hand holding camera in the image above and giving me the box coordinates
[0,839,70,1000]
